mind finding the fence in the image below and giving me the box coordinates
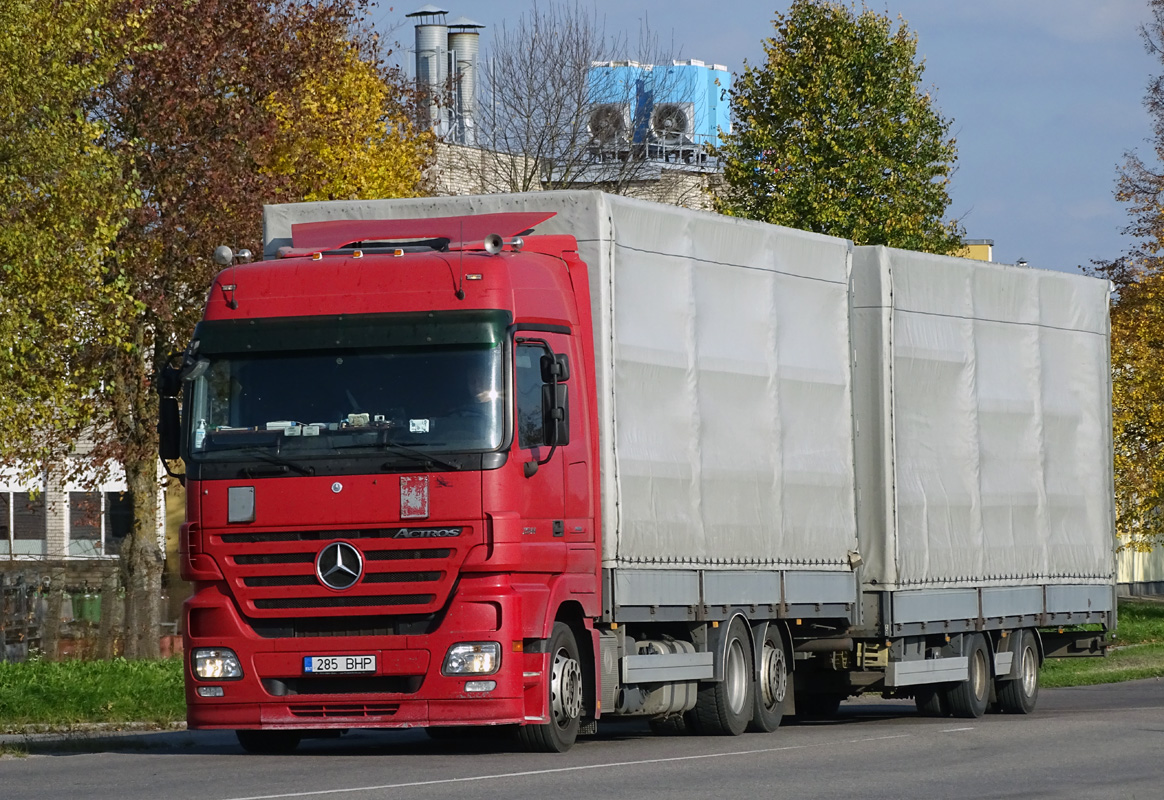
[0,568,183,662]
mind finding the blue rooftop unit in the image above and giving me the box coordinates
[587,60,730,162]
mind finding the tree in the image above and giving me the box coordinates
[263,45,433,202]
[716,0,963,253]
[0,0,431,659]
[1104,272,1164,551]
[1090,0,1164,551]
[446,1,708,205]
[94,0,432,658]
[0,0,138,470]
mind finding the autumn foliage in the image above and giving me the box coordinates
[1090,0,1164,552]
[1,0,432,657]
[717,0,963,254]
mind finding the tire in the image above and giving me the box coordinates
[996,630,1039,714]
[914,685,951,717]
[518,622,583,753]
[748,626,789,733]
[236,729,301,755]
[944,633,991,719]
[690,617,754,736]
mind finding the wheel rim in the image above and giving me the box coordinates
[1020,643,1038,697]
[972,648,988,701]
[551,647,583,728]
[725,638,748,715]
[760,642,787,710]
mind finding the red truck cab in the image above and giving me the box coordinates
[162,213,602,752]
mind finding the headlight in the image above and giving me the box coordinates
[193,647,244,680]
[442,642,500,675]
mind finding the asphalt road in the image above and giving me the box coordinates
[5,680,1164,800]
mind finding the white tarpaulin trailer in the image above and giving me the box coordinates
[851,246,1114,623]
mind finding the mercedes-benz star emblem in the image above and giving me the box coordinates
[315,541,363,591]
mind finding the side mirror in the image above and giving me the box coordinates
[157,362,183,463]
[540,384,570,447]
[540,353,570,383]
[158,397,181,461]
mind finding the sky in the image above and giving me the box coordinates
[374,1,1158,274]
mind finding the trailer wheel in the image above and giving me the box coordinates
[945,633,990,719]
[519,622,582,753]
[748,626,788,732]
[996,630,1039,714]
[691,617,754,736]
[236,730,301,755]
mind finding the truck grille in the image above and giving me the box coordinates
[214,525,474,621]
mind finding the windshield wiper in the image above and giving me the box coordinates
[236,447,316,477]
[378,441,462,472]
[329,428,463,470]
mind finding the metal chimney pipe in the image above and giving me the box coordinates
[407,5,450,136]
[448,16,484,146]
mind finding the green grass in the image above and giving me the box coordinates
[0,657,184,732]
[1110,600,1164,645]
[1040,600,1164,688]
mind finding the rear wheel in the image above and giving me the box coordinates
[748,626,788,733]
[236,730,301,755]
[945,633,990,719]
[690,617,753,736]
[996,630,1039,714]
[518,622,583,753]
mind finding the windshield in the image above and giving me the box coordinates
[188,343,504,459]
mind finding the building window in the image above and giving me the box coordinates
[69,492,103,556]
[11,492,47,556]
[64,491,133,557]
[105,491,133,556]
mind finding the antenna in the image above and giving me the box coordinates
[455,220,466,300]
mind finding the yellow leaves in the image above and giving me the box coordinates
[261,47,432,201]
[1109,270,1164,549]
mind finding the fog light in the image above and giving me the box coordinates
[442,642,500,675]
[465,680,496,692]
[193,647,243,680]
[198,686,225,698]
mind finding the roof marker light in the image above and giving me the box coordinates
[465,274,483,281]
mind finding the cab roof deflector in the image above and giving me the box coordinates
[286,211,556,255]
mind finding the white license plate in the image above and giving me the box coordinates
[303,655,377,674]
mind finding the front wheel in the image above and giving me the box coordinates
[518,622,583,753]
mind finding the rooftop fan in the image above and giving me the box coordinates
[588,104,630,143]
[650,103,693,144]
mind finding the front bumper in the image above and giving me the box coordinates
[184,579,550,731]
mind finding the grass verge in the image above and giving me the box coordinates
[0,657,184,732]
[1041,599,1164,688]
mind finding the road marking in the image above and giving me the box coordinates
[219,733,913,800]
[941,727,976,733]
